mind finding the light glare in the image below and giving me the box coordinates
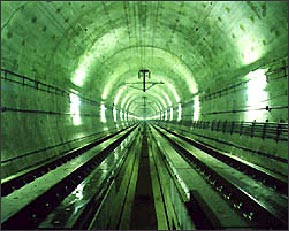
[69,93,82,125]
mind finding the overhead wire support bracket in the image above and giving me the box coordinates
[138,69,151,92]
[121,69,164,92]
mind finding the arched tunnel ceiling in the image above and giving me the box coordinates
[1,1,288,117]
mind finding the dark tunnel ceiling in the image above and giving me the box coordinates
[1,1,288,118]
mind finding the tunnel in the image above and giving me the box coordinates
[1,1,288,230]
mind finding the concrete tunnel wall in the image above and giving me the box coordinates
[1,1,288,180]
[1,78,132,178]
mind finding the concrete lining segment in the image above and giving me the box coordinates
[1,1,287,117]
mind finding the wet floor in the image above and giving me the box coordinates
[130,124,158,230]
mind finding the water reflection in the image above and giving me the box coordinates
[70,183,84,205]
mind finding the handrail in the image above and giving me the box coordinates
[160,120,288,143]
[1,68,114,109]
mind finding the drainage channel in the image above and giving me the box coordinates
[130,123,157,230]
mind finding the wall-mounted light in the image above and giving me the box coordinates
[177,102,182,122]
[193,95,200,121]
[246,68,268,122]
[69,93,82,125]
[100,101,107,123]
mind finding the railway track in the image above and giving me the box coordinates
[1,124,139,229]
[157,125,288,196]
[1,125,135,198]
[150,124,288,229]
[40,125,143,230]
[2,122,287,229]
